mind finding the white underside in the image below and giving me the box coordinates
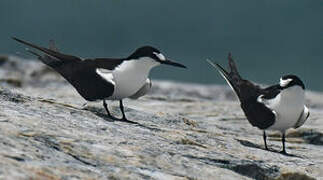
[128,78,152,99]
[96,57,158,100]
[259,86,308,132]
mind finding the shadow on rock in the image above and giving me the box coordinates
[236,139,263,149]
[82,105,166,132]
[288,129,323,146]
[236,139,304,158]
[0,88,31,103]
[183,154,280,180]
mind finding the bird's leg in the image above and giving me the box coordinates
[103,100,112,118]
[263,130,269,150]
[119,100,127,120]
[280,132,287,154]
[119,100,136,124]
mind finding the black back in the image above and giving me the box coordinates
[53,58,123,101]
[13,37,124,101]
[213,53,278,129]
[236,80,279,129]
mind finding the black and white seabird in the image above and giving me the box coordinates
[207,53,310,154]
[13,37,186,123]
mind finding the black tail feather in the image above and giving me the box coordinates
[48,40,59,52]
[12,37,81,62]
[24,42,63,68]
[228,52,241,79]
[25,48,42,59]
[207,53,243,99]
[209,53,277,130]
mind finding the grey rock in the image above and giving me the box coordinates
[0,56,322,179]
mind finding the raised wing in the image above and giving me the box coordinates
[207,59,239,99]
[207,53,265,101]
[208,53,276,129]
[207,53,242,99]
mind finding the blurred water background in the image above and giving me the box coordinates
[0,0,322,90]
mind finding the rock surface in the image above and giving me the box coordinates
[0,55,323,180]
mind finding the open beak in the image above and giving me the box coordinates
[161,59,187,68]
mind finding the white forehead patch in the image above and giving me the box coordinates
[153,52,166,61]
[280,78,293,87]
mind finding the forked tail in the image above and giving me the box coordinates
[12,37,81,64]
[207,53,243,99]
[24,40,62,68]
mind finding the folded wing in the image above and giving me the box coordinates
[294,106,310,128]
[13,37,124,101]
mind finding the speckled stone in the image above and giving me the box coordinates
[0,56,322,180]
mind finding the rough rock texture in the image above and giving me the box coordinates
[0,55,323,180]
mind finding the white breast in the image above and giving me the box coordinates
[266,86,305,131]
[107,58,158,100]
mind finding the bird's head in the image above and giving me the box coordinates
[127,46,186,68]
[280,74,305,89]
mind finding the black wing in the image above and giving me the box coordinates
[52,60,119,101]
[208,53,276,129]
[261,84,281,100]
[83,58,124,70]
[13,37,126,101]
[238,81,277,129]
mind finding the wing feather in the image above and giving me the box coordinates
[294,105,310,128]
[207,53,276,129]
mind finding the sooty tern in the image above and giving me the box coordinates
[13,37,186,123]
[207,53,309,154]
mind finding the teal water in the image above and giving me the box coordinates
[0,1,322,90]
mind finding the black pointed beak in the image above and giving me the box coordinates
[161,59,187,68]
